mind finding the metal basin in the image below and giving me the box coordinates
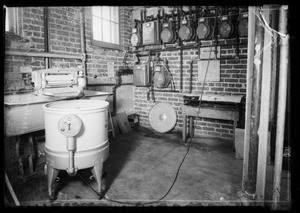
[4,90,111,137]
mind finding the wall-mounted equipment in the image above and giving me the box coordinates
[178,16,196,41]
[238,13,248,37]
[153,64,172,88]
[133,64,151,87]
[218,15,235,39]
[198,60,220,82]
[196,17,212,40]
[143,21,160,45]
[131,20,142,47]
[160,20,177,44]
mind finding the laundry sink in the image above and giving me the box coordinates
[4,90,112,137]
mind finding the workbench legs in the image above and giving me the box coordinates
[182,114,194,143]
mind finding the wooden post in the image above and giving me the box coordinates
[242,6,256,192]
[245,6,265,197]
[272,5,289,210]
[256,5,272,201]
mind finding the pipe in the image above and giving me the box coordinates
[156,10,161,45]
[44,7,50,69]
[148,89,181,93]
[80,7,87,84]
[179,46,183,91]
[6,50,82,60]
[189,60,193,93]
[66,137,76,176]
[5,172,20,206]
[272,5,289,210]
[245,7,265,198]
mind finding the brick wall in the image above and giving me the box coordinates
[4,6,133,92]
[133,38,248,141]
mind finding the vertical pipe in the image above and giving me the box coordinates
[242,6,256,193]
[272,5,289,210]
[80,7,87,80]
[256,5,272,201]
[189,60,193,93]
[245,6,265,198]
[269,7,279,160]
[44,7,50,69]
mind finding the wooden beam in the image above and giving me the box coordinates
[256,5,272,201]
[242,6,256,192]
[272,5,289,210]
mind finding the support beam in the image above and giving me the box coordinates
[256,5,272,201]
[272,5,289,210]
[245,6,265,198]
[242,6,256,192]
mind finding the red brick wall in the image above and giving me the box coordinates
[133,38,247,140]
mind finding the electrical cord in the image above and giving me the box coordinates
[78,14,217,207]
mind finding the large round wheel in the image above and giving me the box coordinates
[149,103,177,133]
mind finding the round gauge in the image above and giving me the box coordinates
[131,33,141,47]
[238,18,248,37]
[58,114,82,137]
[218,21,234,38]
[161,28,175,43]
[196,22,211,40]
[179,25,192,41]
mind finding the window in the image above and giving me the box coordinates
[91,6,121,49]
[5,6,21,34]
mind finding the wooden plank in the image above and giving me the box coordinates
[112,116,120,135]
[183,93,243,103]
[242,6,256,192]
[115,112,132,134]
[256,5,272,201]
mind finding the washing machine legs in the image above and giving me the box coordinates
[91,161,104,199]
[47,164,59,201]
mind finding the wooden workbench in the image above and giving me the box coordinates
[182,93,243,147]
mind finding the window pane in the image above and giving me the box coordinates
[102,19,111,43]
[102,6,110,20]
[111,7,119,23]
[111,23,119,44]
[92,17,102,41]
[92,6,101,18]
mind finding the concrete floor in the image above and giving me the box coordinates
[4,127,291,208]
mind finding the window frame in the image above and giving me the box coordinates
[5,7,22,35]
[91,6,122,50]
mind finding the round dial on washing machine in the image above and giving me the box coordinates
[58,114,82,137]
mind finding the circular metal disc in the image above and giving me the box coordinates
[149,103,177,133]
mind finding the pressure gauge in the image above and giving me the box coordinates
[131,32,141,47]
[161,22,176,44]
[196,20,211,40]
[218,20,234,39]
[58,114,82,137]
[179,25,192,41]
